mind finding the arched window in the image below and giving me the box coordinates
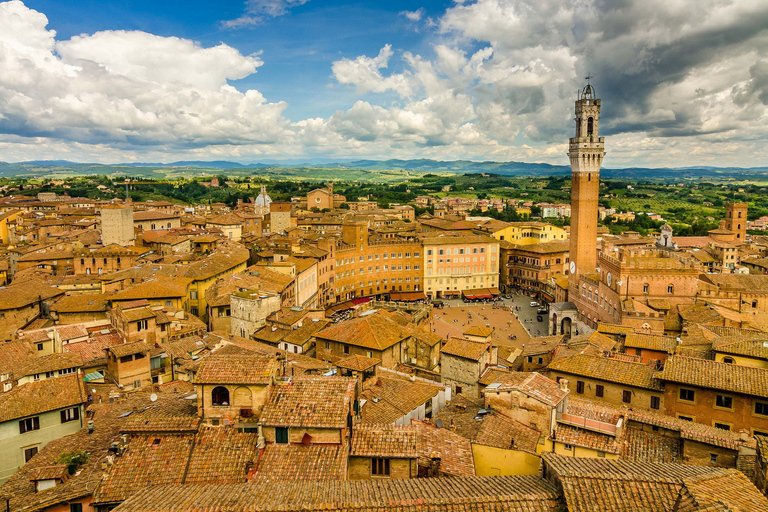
[722,357,735,364]
[211,386,229,406]
[587,117,594,136]
[643,283,649,293]
[667,284,674,294]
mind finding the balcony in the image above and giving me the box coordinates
[556,411,619,436]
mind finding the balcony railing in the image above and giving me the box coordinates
[556,411,618,435]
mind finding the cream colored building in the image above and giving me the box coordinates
[421,233,500,299]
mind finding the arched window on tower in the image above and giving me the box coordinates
[587,117,594,136]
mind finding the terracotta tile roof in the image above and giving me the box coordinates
[597,323,634,335]
[260,376,355,428]
[0,278,64,310]
[547,353,663,391]
[122,307,155,322]
[184,427,260,484]
[0,374,86,422]
[93,433,195,504]
[658,355,768,397]
[412,420,476,477]
[120,396,200,434]
[252,443,348,482]
[441,337,489,361]
[0,386,192,512]
[29,464,70,482]
[315,310,412,351]
[361,376,442,425]
[679,469,768,511]
[542,453,747,512]
[64,331,122,365]
[110,475,562,511]
[553,423,622,454]
[110,276,191,301]
[477,366,512,386]
[711,335,768,360]
[474,412,541,453]
[208,331,333,375]
[51,293,111,313]
[626,407,755,451]
[490,372,569,407]
[16,352,83,377]
[194,353,278,385]
[625,332,679,353]
[521,335,565,356]
[0,339,34,376]
[464,325,494,338]
[108,341,150,359]
[351,424,418,458]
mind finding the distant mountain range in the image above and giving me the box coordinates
[1,158,767,180]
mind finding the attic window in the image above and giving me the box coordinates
[152,438,161,446]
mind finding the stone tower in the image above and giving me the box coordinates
[568,82,605,296]
[100,205,135,247]
[725,202,748,241]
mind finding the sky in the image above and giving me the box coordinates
[0,0,767,168]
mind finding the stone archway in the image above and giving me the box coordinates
[561,317,572,337]
[551,313,558,336]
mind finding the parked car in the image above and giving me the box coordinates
[530,301,540,308]
[537,308,548,315]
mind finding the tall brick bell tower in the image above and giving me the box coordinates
[568,81,605,300]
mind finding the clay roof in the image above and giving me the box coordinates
[315,311,412,351]
[51,293,111,313]
[491,372,569,407]
[110,276,191,301]
[351,424,418,458]
[0,278,64,310]
[120,396,200,434]
[441,337,489,361]
[108,341,150,359]
[0,374,86,422]
[553,424,622,454]
[543,453,768,512]
[658,355,768,397]
[626,407,755,451]
[194,354,277,385]
[361,376,443,425]
[260,376,356,428]
[252,443,348,482]
[412,420,476,477]
[111,475,561,511]
[16,352,83,377]
[547,353,663,391]
[29,464,70,482]
[463,325,494,337]
[93,433,195,504]
[183,427,261,484]
[624,332,679,354]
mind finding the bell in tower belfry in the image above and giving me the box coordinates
[568,79,605,296]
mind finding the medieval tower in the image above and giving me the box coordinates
[568,82,605,298]
[725,202,748,242]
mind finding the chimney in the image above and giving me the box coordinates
[559,378,569,391]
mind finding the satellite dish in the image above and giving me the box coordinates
[435,418,443,428]
[150,393,158,402]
